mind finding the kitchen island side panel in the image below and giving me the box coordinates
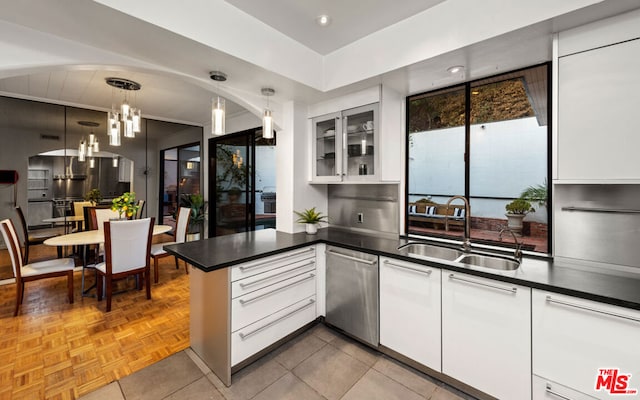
[189,265,231,386]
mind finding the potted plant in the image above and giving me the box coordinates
[111,192,140,220]
[520,179,548,209]
[179,193,207,240]
[294,207,327,234]
[84,188,102,206]
[505,198,535,235]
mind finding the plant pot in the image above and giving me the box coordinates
[187,232,201,242]
[305,223,318,235]
[505,213,525,236]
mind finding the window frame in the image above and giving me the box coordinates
[404,62,552,254]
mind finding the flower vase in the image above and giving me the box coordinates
[305,223,318,235]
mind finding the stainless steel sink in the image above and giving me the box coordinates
[399,243,463,261]
[455,254,520,271]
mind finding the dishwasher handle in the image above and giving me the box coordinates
[326,249,377,265]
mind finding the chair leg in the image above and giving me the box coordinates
[57,246,62,259]
[23,243,29,265]
[14,281,23,317]
[145,269,151,300]
[106,277,113,312]
[154,257,159,284]
[97,273,103,301]
[184,259,189,275]
[67,271,74,304]
[175,256,179,270]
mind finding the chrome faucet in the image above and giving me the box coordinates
[445,195,471,253]
[499,228,523,261]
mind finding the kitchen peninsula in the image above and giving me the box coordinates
[165,228,640,400]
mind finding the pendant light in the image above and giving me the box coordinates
[261,88,275,139]
[210,71,227,136]
[78,139,86,162]
[112,156,119,168]
[106,77,142,141]
[89,158,95,169]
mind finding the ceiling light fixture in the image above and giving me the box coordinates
[210,71,227,136]
[316,14,331,26]
[77,121,100,162]
[105,78,142,143]
[112,156,119,168]
[447,65,465,74]
[261,87,275,140]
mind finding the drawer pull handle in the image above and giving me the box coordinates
[448,274,517,294]
[384,260,432,276]
[239,261,315,288]
[239,247,315,271]
[239,298,316,340]
[239,273,315,305]
[545,383,574,400]
[546,296,640,323]
[326,249,377,265]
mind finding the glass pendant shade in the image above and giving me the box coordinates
[112,156,119,168]
[89,158,95,169]
[212,97,225,135]
[124,115,134,138]
[132,109,141,133]
[109,112,119,137]
[78,142,86,162]
[89,133,95,146]
[263,109,273,139]
[110,125,121,146]
[121,100,130,120]
[87,144,93,157]
[93,138,99,153]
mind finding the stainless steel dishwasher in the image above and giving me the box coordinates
[325,246,379,347]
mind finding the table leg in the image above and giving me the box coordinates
[81,244,97,297]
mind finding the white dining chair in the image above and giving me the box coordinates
[0,218,74,316]
[150,207,190,283]
[96,217,154,312]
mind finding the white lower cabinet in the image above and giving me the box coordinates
[230,246,317,367]
[231,295,316,366]
[532,290,640,399]
[533,376,599,400]
[442,271,531,400]
[380,257,441,371]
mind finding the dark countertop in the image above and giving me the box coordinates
[164,228,640,312]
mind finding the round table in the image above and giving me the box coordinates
[44,224,173,296]
[42,215,86,233]
[44,224,172,246]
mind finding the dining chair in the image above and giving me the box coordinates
[72,201,92,232]
[15,206,62,264]
[135,200,145,219]
[150,207,190,283]
[96,217,154,312]
[0,219,74,316]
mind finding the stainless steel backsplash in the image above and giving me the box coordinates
[554,184,640,270]
[328,184,399,237]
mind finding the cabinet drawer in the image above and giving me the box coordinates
[533,376,599,400]
[232,270,316,332]
[231,296,316,366]
[231,247,315,281]
[232,259,315,299]
[533,290,640,398]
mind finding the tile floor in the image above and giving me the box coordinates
[79,324,477,400]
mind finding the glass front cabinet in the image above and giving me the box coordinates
[311,103,379,183]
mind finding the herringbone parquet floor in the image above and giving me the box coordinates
[0,237,190,400]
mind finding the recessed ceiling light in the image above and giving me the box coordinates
[447,65,464,74]
[316,14,331,27]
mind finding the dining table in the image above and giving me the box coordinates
[42,215,86,234]
[44,224,173,296]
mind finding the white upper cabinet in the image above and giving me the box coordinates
[309,85,403,183]
[311,103,379,183]
[555,10,640,183]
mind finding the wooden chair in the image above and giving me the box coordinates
[135,200,145,219]
[96,218,154,312]
[72,201,92,232]
[151,207,190,283]
[15,206,62,264]
[0,219,74,316]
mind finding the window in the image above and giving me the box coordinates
[406,64,550,253]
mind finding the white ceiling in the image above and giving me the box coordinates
[0,0,638,138]
[225,0,446,55]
